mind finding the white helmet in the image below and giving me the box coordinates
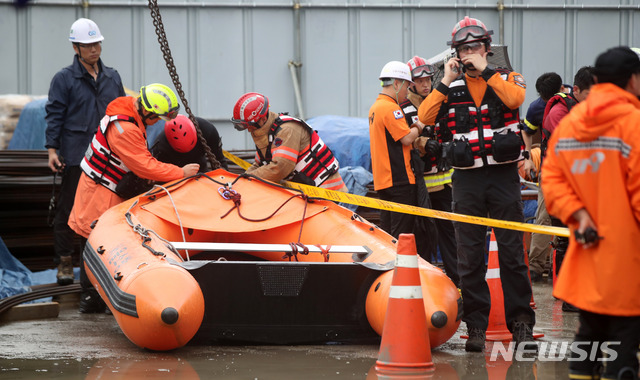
[379,61,413,83]
[69,18,104,44]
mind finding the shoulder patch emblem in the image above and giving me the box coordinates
[393,110,404,119]
[274,138,283,147]
[513,74,526,88]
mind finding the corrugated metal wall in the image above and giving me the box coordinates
[1,0,638,149]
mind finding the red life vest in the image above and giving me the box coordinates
[541,92,577,157]
[257,114,339,186]
[80,114,135,192]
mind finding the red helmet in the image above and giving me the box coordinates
[231,92,269,131]
[164,114,197,153]
[407,56,435,80]
[448,16,493,48]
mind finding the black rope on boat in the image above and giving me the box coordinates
[218,183,309,223]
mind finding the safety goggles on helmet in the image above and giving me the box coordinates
[411,64,435,79]
[157,107,180,122]
[449,25,493,46]
[456,41,484,53]
[230,118,259,131]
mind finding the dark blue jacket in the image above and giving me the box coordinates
[45,55,125,166]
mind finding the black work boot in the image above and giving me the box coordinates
[79,289,106,314]
[465,327,486,352]
[56,256,74,286]
[512,319,538,354]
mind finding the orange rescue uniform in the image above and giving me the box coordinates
[69,96,185,238]
[369,94,414,191]
[542,83,640,316]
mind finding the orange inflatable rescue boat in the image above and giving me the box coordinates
[83,169,461,351]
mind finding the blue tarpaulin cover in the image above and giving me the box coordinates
[7,98,48,150]
[7,97,165,150]
[0,236,32,299]
[308,115,371,172]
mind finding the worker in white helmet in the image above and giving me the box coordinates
[44,18,125,294]
[368,60,424,238]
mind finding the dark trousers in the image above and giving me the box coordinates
[53,166,83,264]
[570,310,640,379]
[451,163,535,331]
[378,184,417,239]
[550,216,569,276]
[429,184,460,286]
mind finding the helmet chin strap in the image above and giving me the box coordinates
[394,80,405,104]
[137,99,156,126]
[75,45,98,76]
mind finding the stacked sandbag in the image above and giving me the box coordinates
[0,94,46,149]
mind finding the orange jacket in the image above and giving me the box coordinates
[69,96,185,238]
[541,83,640,316]
[418,70,525,126]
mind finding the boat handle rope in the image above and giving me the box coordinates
[315,245,331,262]
[125,212,165,257]
[217,180,319,261]
[218,183,310,223]
[152,183,191,260]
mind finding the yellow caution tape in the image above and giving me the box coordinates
[223,150,570,238]
[223,150,252,170]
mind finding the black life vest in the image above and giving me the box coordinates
[257,114,339,187]
[438,69,523,169]
[80,114,136,192]
[399,99,438,175]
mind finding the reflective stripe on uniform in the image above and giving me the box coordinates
[424,169,453,188]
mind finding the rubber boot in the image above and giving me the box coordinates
[56,256,74,286]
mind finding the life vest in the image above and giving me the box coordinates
[399,99,437,175]
[257,114,339,187]
[80,114,135,192]
[541,92,577,157]
[438,69,523,169]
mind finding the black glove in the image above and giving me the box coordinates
[424,139,442,162]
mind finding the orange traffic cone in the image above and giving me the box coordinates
[375,233,434,376]
[484,228,513,342]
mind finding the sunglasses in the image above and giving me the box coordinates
[411,64,435,78]
[230,118,259,131]
[156,107,180,122]
[450,26,493,45]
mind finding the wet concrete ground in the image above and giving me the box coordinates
[0,281,576,379]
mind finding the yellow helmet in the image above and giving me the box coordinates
[139,83,180,121]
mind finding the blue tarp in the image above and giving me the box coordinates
[0,236,80,300]
[7,97,165,150]
[307,115,371,172]
[337,166,374,211]
[0,236,32,299]
[8,98,48,150]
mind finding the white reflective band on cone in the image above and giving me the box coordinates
[395,253,419,268]
[486,268,500,280]
[489,240,498,252]
[389,285,423,299]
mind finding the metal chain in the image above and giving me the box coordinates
[147,0,221,170]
